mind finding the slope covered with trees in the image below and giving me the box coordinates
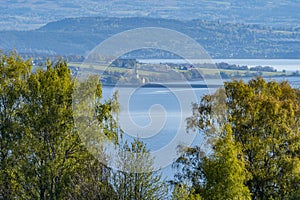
[1,0,299,30]
[1,17,300,58]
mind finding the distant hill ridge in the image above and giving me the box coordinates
[0,17,300,58]
[1,0,299,30]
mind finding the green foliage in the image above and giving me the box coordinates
[19,59,82,199]
[7,51,300,200]
[172,184,202,200]
[173,125,251,200]
[0,51,32,199]
[0,52,168,199]
[223,78,300,199]
[200,124,251,200]
[180,77,300,200]
[112,139,168,200]
[68,153,117,200]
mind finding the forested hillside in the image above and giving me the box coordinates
[0,17,300,58]
[1,0,299,30]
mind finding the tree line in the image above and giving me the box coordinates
[172,77,300,199]
[0,52,167,199]
[1,52,300,199]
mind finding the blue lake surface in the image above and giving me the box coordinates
[101,76,299,179]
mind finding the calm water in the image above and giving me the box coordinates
[101,76,299,179]
[213,59,300,72]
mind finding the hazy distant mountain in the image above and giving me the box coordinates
[0,17,299,58]
[1,0,300,30]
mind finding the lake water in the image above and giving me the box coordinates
[213,59,300,72]
[101,76,299,180]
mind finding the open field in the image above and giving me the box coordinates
[69,62,294,83]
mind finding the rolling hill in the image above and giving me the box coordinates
[1,0,300,31]
[0,17,300,58]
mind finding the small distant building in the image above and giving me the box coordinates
[179,66,188,70]
[135,67,139,79]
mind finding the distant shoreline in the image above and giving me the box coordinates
[102,83,223,88]
[138,59,300,72]
[101,75,300,88]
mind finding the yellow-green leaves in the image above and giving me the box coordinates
[0,52,32,199]
[176,77,300,200]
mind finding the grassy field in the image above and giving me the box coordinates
[69,62,293,81]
